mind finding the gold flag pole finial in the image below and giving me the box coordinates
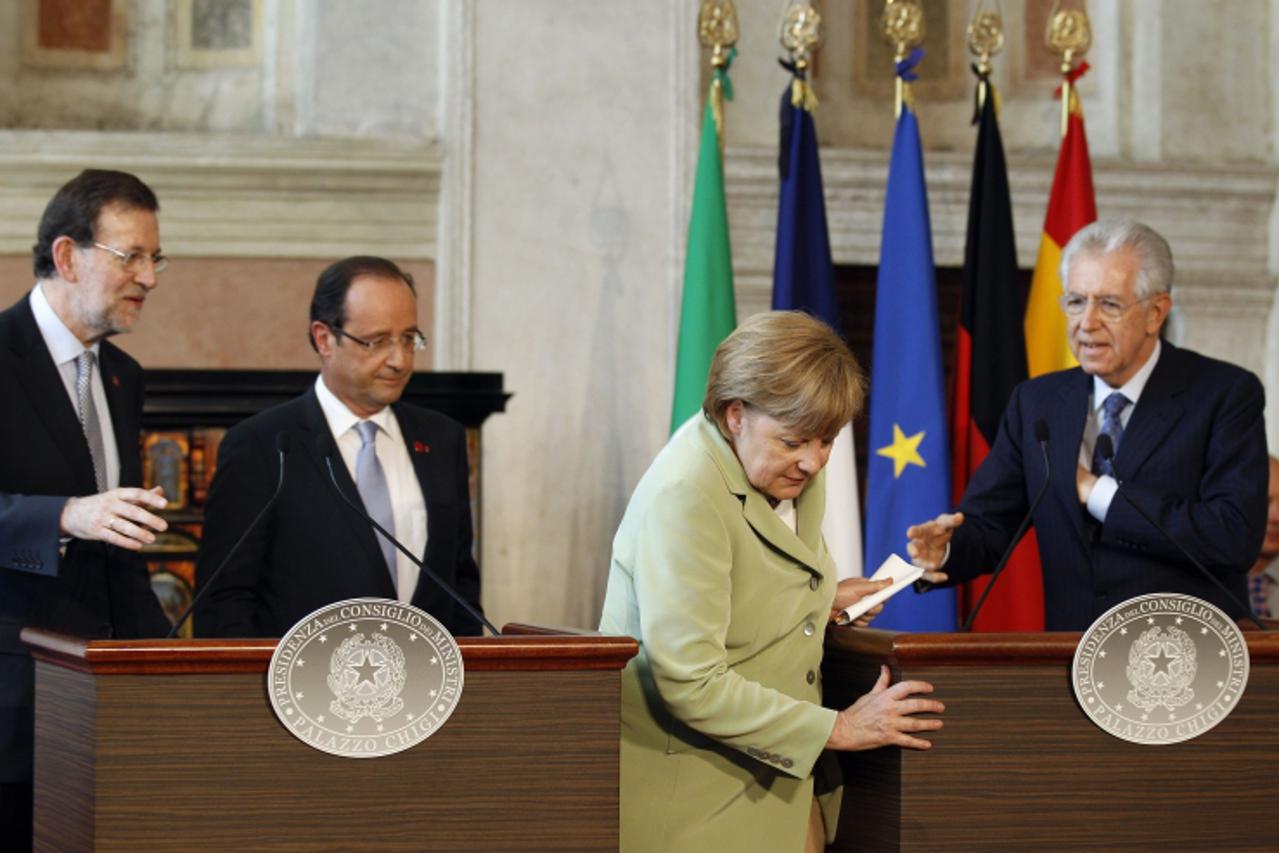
[779,3,822,111]
[881,1,926,119]
[1046,1,1092,137]
[698,0,740,144]
[967,0,1005,114]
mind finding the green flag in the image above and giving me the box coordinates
[670,84,737,433]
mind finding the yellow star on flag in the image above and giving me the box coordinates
[876,424,926,479]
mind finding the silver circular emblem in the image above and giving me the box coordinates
[268,598,464,758]
[1072,593,1249,745]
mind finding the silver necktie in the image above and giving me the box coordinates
[355,420,398,588]
[75,351,108,492]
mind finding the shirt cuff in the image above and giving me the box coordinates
[1087,475,1119,522]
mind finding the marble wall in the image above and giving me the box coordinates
[1,0,1277,630]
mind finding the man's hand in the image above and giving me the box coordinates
[905,511,963,584]
[1076,464,1098,505]
[60,486,168,551]
[825,665,944,751]
[831,577,892,627]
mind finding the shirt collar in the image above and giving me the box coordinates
[1092,338,1162,412]
[30,283,99,366]
[314,374,393,439]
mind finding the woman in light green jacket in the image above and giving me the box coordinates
[599,311,945,852]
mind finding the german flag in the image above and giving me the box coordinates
[1024,66,1097,378]
[951,80,1042,631]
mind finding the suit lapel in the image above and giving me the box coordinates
[300,389,388,578]
[1051,369,1093,546]
[98,342,139,485]
[394,404,435,515]
[698,418,823,574]
[9,297,97,493]
[1113,345,1185,479]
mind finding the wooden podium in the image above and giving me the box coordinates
[23,625,636,852]
[821,627,1279,851]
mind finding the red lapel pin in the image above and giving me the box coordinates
[413,440,430,454]
[110,375,121,388]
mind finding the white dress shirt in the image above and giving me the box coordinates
[29,284,120,490]
[1082,339,1162,522]
[314,376,427,602]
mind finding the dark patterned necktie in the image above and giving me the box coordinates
[1091,392,1130,477]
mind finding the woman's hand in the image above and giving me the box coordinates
[830,577,892,627]
[825,665,944,751]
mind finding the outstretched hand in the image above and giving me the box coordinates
[60,486,168,551]
[905,511,964,584]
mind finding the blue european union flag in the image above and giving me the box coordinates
[863,107,956,631]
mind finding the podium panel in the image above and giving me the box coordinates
[822,627,1279,852]
[25,627,636,852]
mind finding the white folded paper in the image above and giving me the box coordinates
[837,553,924,624]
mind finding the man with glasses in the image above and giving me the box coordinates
[906,220,1267,630]
[0,169,171,846]
[195,256,484,639]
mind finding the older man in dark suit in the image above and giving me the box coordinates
[907,220,1267,630]
[0,170,171,847]
[194,256,484,639]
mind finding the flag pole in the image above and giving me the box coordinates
[1046,1,1093,138]
[967,0,1005,116]
[698,0,740,150]
[779,2,820,110]
[881,1,926,119]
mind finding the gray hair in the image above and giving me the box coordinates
[1059,220,1175,299]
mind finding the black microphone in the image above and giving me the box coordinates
[960,419,1053,632]
[170,431,292,638]
[314,436,499,636]
[1095,434,1265,631]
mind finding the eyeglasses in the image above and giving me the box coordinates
[92,242,169,274]
[1059,292,1157,321]
[331,326,428,355]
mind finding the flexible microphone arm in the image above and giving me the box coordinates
[319,446,499,637]
[1095,434,1265,631]
[169,432,292,638]
[961,420,1052,632]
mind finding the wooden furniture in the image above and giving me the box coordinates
[821,627,1279,851]
[24,625,634,852]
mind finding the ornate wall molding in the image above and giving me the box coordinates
[0,130,442,260]
[724,144,1278,372]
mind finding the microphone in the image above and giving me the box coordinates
[170,431,292,638]
[314,436,499,636]
[1095,434,1265,631]
[960,419,1053,632]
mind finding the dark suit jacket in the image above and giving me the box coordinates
[194,388,484,638]
[946,343,1267,631]
[0,293,168,783]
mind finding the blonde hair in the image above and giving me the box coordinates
[703,311,865,438]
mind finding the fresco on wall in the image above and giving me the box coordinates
[21,0,126,69]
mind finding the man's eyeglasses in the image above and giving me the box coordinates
[1059,292,1157,321]
[92,242,169,274]
[331,326,428,355]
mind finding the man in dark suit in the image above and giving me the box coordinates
[195,256,484,638]
[907,220,1267,630]
[0,170,171,847]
